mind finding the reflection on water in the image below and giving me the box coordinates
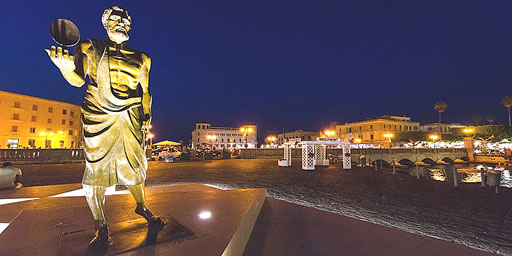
[405,164,512,188]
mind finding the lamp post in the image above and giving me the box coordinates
[148,133,154,149]
[207,135,217,150]
[266,135,277,148]
[39,131,55,149]
[383,133,394,148]
[429,134,439,148]
[324,129,336,138]
[240,126,254,148]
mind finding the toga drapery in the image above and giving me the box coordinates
[81,40,147,186]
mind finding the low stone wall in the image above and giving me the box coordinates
[0,149,85,164]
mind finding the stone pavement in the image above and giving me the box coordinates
[15,159,512,254]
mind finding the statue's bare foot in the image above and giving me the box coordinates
[88,224,112,249]
[135,205,165,227]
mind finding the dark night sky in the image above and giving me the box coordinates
[2,0,512,142]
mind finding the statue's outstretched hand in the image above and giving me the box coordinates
[45,46,76,74]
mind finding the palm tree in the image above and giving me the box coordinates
[434,102,448,124]
[502,96,512,126]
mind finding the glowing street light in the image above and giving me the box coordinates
[240,126,254,148]
[354,138,362,143]
[324,130,336,137]
[39,131,55,149]
[266,135,277,147]
[148,133,154,148]
[207,135,217,149]
[429,134,439,141]
[463,128,474,135]
[383,133,394,148]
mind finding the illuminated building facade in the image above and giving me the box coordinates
[0,91,81,149]
[332,115,420,144]
[277,130,320,144]
[191,122,258,149]
[419,123,465,134]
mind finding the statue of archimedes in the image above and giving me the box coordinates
[46,6,164,248]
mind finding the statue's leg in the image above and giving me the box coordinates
[126,184,165,226]
[83,184,112,247]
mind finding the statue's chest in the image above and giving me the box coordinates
[107,48,143,89]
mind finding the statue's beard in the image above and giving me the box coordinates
[107,28,129,43]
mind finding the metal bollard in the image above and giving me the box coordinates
[392,160,396,174]
[480,169,486,187]
[452,166,458,187]
[375,161,378,171]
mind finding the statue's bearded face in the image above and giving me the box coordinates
[106,10,131,43]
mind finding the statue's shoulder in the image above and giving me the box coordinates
[126,47,151,66]
[75,39,101,55]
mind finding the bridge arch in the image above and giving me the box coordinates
[372,159,390,167]
[422,158,435,165]
[441,157,454,164]
[398,159,414,167]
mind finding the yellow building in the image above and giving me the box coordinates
[0,91,81,149]
[331,115,420,145]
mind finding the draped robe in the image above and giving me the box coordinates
[81,39,148,186]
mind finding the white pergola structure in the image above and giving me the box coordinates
[278,140,352,171]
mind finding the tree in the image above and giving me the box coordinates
[434,102,447,124]
[472,114,482,125]
[502,96,512,126]
[486,115,496,124]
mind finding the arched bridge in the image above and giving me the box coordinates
[241,148,468,167]
[347,148,468,167]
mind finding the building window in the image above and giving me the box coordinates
[60,140,65,148]
[32,104,38,111]
[12,113,20,120]
[29,127,36,133]
[12,126,18,132]
[70,111,74,117]
[370,134,374,140]
[62,119,66,125]
[399,125,402,131]
[370,125,373,130]
[31,116,37,122]
[63,109,67,115]
[384,124,386,128]
[14,102,21,108]
[28,139,35,148]
[49,107,53,113]
[69,130,73,135]
[69,120,74,126]
[48,118,52,124]
[71,141,75,148]
[348,127,352,133]
[414,126,418,131]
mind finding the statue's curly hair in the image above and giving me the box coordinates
[101,6,131,29]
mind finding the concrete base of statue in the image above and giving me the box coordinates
[0,183,265,255]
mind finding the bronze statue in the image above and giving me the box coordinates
[46,6,163,248]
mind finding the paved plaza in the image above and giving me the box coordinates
[16,159,512,254]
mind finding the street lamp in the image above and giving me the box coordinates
[383,133,394,148]
[39,131,55,149]
[148,133,154,149]
[240,126,254,148]
[429,134,439,148]
[324,130,336,137]
[463,128,474,136]
[266,135,277,147]
[207,135,217,149]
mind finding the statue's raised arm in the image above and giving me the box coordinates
[45,42,89,87]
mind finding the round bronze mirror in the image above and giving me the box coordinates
[50,19,80,47]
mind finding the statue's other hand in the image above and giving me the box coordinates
[45,46,75,74]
